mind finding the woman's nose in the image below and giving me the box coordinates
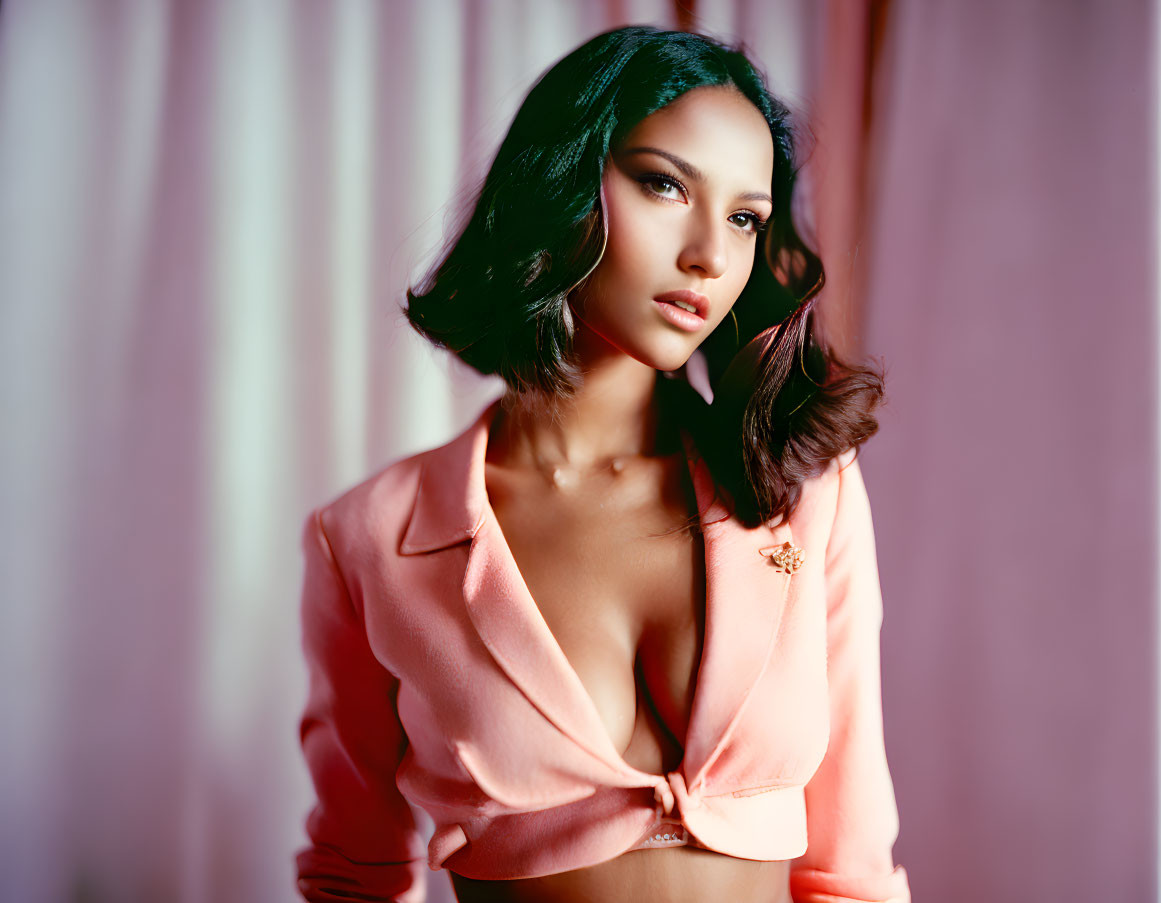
[677,216,728,279]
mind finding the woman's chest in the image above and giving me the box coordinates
[486,462,705,774]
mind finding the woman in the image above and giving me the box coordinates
[295,25,910,903]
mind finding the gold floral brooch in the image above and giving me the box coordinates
[759,541,805,574]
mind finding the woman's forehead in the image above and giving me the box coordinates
[616,87,774,184]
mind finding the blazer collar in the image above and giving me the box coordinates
[398,396,799,793]
[398,400,495,555]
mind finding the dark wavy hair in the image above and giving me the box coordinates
[404,24,884,528]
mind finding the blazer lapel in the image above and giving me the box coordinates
[397,401,494,556]
[460,508,633,770]
[399,397,629,772]
[679,438,797,794]
[399,397,800,789]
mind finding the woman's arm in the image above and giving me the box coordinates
[788,452,911,903]
[295,508,427,903]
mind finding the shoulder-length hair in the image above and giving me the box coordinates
[404,24,884,528]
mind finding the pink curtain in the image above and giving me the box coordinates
[854,2,1157,900]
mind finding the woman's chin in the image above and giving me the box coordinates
[573,319,698,373]
[651,356,695,374]
[640,338,702,373]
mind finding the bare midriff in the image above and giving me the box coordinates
[450,850,791,903]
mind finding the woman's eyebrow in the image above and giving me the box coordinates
[620,145,773,206]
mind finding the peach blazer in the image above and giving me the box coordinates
[295,397,910,902]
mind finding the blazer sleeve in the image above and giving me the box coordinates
[788,453,911,903]
[294,508,428,903]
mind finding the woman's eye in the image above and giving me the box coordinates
[639,173,685,200]
[639,173,768,235]
[731,212,768,234]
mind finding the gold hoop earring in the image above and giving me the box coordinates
[729,308,739,347]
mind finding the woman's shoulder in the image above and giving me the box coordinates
[304,451,424,565]
[771,444,863,540]
[834,445,859,471]
[307,400,497,559]
[306,442,450,558]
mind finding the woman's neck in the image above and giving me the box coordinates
[490,338,668,472]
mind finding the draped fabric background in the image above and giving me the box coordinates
[0,1,1154,901]
[858,4,1157,901]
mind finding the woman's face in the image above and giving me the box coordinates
[568,84,775,372]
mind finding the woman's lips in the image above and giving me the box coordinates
[654,300,706,332]
[653,290,710,332]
